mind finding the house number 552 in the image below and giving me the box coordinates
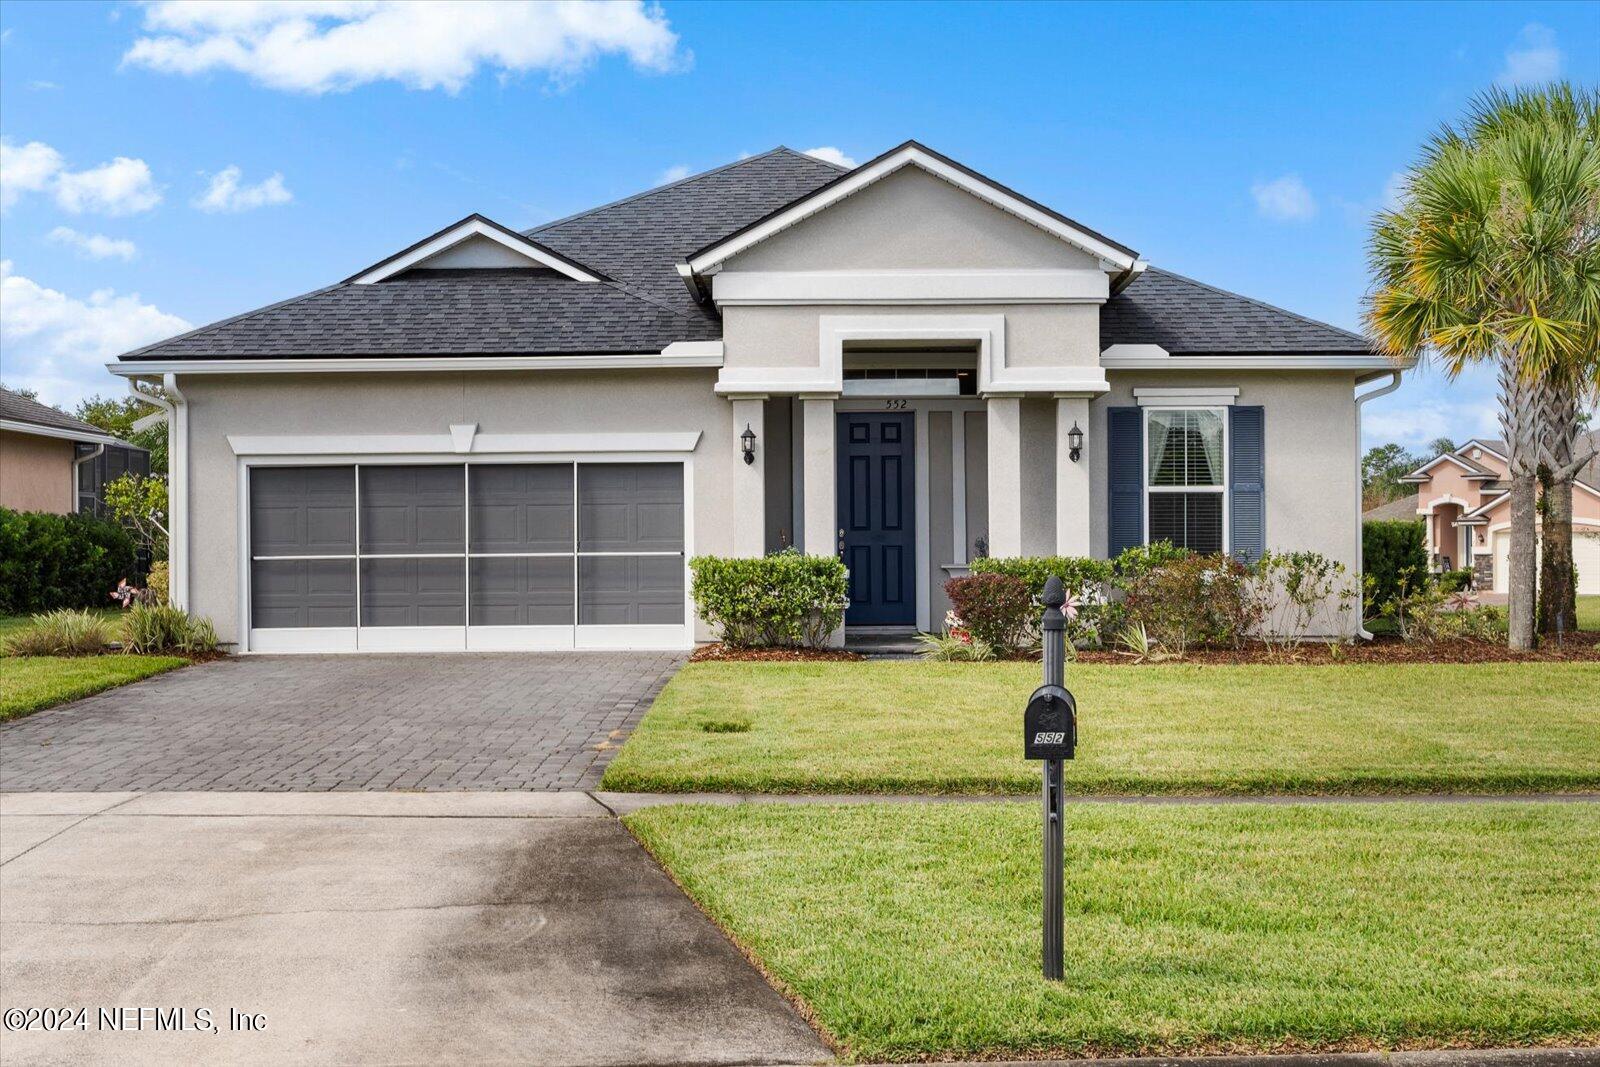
[883,399,908,410]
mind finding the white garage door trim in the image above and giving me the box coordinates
[235,451,695,654]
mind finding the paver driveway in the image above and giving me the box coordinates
[0,653,682,792]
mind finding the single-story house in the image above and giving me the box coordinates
[0,387,150,517]
[1395,434,1600,593]
[110,141,1407,653]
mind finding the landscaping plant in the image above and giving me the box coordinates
[969,555,1119,648]
[688,551,848,648]
[943,572,1034,652]
[1120,552,1260,654]
[120,604,220,655]
[2,609,116,656]
[1361,519,1428,615]
[0,508,139,615]
[1253,550,1357,652]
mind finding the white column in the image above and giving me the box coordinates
[730,397,766,557]
[986,395,1023,557]
[801,396,836,557]
[1055,396,1091,556]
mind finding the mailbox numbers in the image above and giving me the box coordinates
[1032,732,1066,745]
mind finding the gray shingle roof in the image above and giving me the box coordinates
[1362,494,1420,522]
[1101,267,1374,355]
[0,387,113,438]
[119,146,1378,364]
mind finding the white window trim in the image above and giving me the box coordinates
[1142,406,1229,554]
[238,454,695,654]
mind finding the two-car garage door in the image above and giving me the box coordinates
[247,461,687,652]
[1491,526,1600,595]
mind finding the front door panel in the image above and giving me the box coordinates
[837,413,915,625]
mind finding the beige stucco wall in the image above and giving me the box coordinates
[722,166,1101,273]
[722,303,1100,373]
[1088,370,1363,568]
[178,369,740,644]
[0,430,74,514]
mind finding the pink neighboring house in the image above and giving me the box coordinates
[1365,435,1600,594]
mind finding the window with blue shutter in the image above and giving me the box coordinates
[1107,407,1143,556]
[1229,405,1266,562]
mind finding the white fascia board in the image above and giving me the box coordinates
[1101,348,1406,372]
[352,218,601,284]
[1133,387,1240,407]
[687,146,1138,274]
[228,431,702,457]
[0,418,127,448]
[108,351,723,376]
[710,269,1110,306]
[1460,438,1510,462]
[1402,453,1478,480]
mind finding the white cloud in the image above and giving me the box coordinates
[1498,23,1561,86]
[47,227,138,261]
[1361,362,1503,450]
[0,260,192,407]
[123,0,687,94]
[1381,172,1408,212]
[657,164,691,185]
[53,156,161,215]
[2,140,163,216]
[802,146,857,168]
[29,80,60,91]
[0,139,64,210]
[1251,174,1317,222]
[193,165,293,212]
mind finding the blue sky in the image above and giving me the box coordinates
[2,1,1596,451]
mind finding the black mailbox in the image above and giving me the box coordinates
[1023,684,1077,760]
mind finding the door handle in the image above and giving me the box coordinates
[837,527,845,555]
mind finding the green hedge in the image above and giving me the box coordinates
[0,508,139,615]
[967,555,1123,649]
[689,552,849,648]
[1363,519,1427,612]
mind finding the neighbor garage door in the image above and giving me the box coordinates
[1491,526,1600,596]
[247,461,687,653]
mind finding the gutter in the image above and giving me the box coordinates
[71,442,103,512]
[1354,370,1403,640]
[128,375,188,610]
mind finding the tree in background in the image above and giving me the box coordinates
[1365,81,1599,650]
[1452,84,1599,636]
[1426,437,1459,457]
[74,394,168,474]
[0,383,40,401]
[103,473,169,561]
[1361,443,1421,508]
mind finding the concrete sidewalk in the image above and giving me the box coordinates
[0,792,827,1067]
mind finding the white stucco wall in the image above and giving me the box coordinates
[178,368,739,645]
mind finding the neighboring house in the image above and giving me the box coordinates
[0,387,150,517]
[109,141,1407,654]
[1394,434,1600,594]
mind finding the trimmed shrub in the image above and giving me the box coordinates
[1438,567,1473,593]
[968,555,1120,648]
[145,561,170,605]
[1121,552,1260,654]
[1363,519,1427,613]
[120,604,219,655]
[1113,540,1192,578]
[3,609,116,656]
[0,508,139,615]
[689,551,849,648]
[944,572,1034,651]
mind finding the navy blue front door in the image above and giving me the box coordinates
[838,413,915,626]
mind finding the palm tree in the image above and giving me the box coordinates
[1456,85,1600,635]
[1365,84,1600,649]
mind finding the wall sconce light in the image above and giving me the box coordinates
[740,423,757,465]
[1067,422,1084,463]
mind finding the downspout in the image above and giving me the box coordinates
[128,375,187,610]
[72,442,104,513]
[1354,370,1403,640]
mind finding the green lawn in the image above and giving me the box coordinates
[1580,595,1600,632]
[627,801,1600,1061]
[0,655,187,721]
[601,661,1600,795]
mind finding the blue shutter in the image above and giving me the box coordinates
[1107,407,1143,557]
[1229,405,1265,562]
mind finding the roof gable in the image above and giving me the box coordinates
[349,215,605,285]
[683,141,1139,280]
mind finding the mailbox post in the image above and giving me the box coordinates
[1024,576,1076,980]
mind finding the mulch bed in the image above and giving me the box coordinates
[1069,631,1600,665]
[690,635,1599,665]
[689,644,864,663]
